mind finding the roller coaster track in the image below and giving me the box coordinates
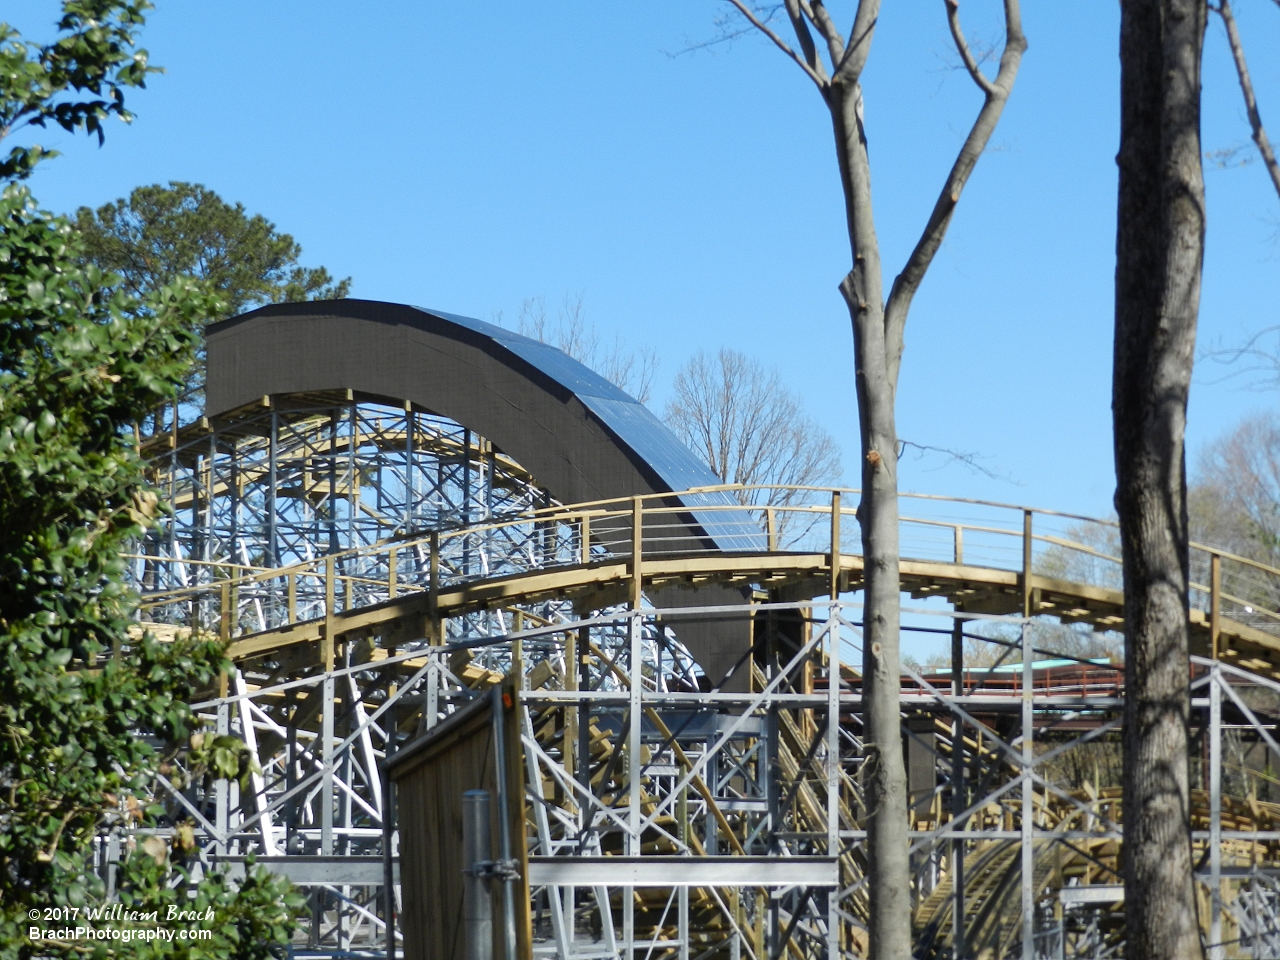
[133,485,1280,682]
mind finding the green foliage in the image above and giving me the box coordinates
[75,181,351,320]
[184,731,263,792]
[0,4,302,957]
[0,1,156,180]
[106,851,306,960]
[1,847,305,960]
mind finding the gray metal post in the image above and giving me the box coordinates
[1021,619,1034,960]
[267,406,277,567]
[827,606,841,960]
[462,428,472,573]
[579,627,591,803]
[952,617,966,959]
[169,409,178,563]
[383,746,397,960]
[327,412,338,554]
[404,404,414,532]
[463,790,494,960]
[626,609,643,959]
[1210,668,1222,960]
[206,432,217,567]
[348,400,357,554]
[321,672,335,855]
[491,687,518,960]
[426,648,440,732]
[679,784,690,960]
[215,699,229,856]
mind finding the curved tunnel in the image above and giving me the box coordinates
[205,299,760,688]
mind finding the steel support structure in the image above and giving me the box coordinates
[117,398,1280,958]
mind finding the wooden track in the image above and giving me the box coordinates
[130,485,1280,680]
[151,547,1280,680]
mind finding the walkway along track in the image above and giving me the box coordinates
[134,486,1280,681]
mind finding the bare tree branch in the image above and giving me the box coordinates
[1201,323,1280,389]
[944,0,997,96]
[723,0,827,87]
[781,0,829,82]
[1211,0,1280,202]
[882,0,1026,391]
[664,23,759,59]
[897,439,1015,483]
[803,0,846,67]
[513,293,659,403]
[831,1,880,83]
[1204,141,1255,169]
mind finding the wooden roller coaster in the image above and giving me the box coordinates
[124,391,1280,959]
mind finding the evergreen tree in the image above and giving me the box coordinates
[0,4,303,955]
[75,181,350,319]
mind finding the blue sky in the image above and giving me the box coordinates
[13,1,1280,521]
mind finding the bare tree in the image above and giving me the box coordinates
[718,3,1025,954]
[1210,0,1280,202]
[515,293,659,403]
[664,348,842,545]
[1113,0,1208,956]
[1191,412,1280,565]
[1196,0,1280,396]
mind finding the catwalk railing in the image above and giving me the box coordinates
[127,486,1280,663]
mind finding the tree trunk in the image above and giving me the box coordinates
[718,3,1022,953]
[1114,2,1207,958]
[829,76,914,960]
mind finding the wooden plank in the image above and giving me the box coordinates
[218,551,1280,681]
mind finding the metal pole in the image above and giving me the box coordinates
[827,493,841,960]
[383,746,397,959]
[328,412,339,554]
[207,431,217,569]
[463,790,494,960]
[268,405,277,567]
[1210,667,1222,960]
[349,399,357,552]
[829,491,841,601]
[322,671,334,856]
[1020,512,1035,960]
[491,688,518,960]
[679,781,690,960]
[404,401,415,533]
[952,617,966,959]
[169,404,178,568]
[623,499,643,959]
[579,626,591,803]
[462,428,472,574]
[626,607,642,959]
[1021,618,1034,960]
[1210,553,1222,661]
[215,698,229,857]
[827,611,840,960]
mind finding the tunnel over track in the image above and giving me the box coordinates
[136,298,1280,682]
[200,299,760,685]
[206,299,756,530]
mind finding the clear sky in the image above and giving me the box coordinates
[12,1,1280,521]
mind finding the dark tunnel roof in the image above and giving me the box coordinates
[421,306,737,498]
[205,300,763,553]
